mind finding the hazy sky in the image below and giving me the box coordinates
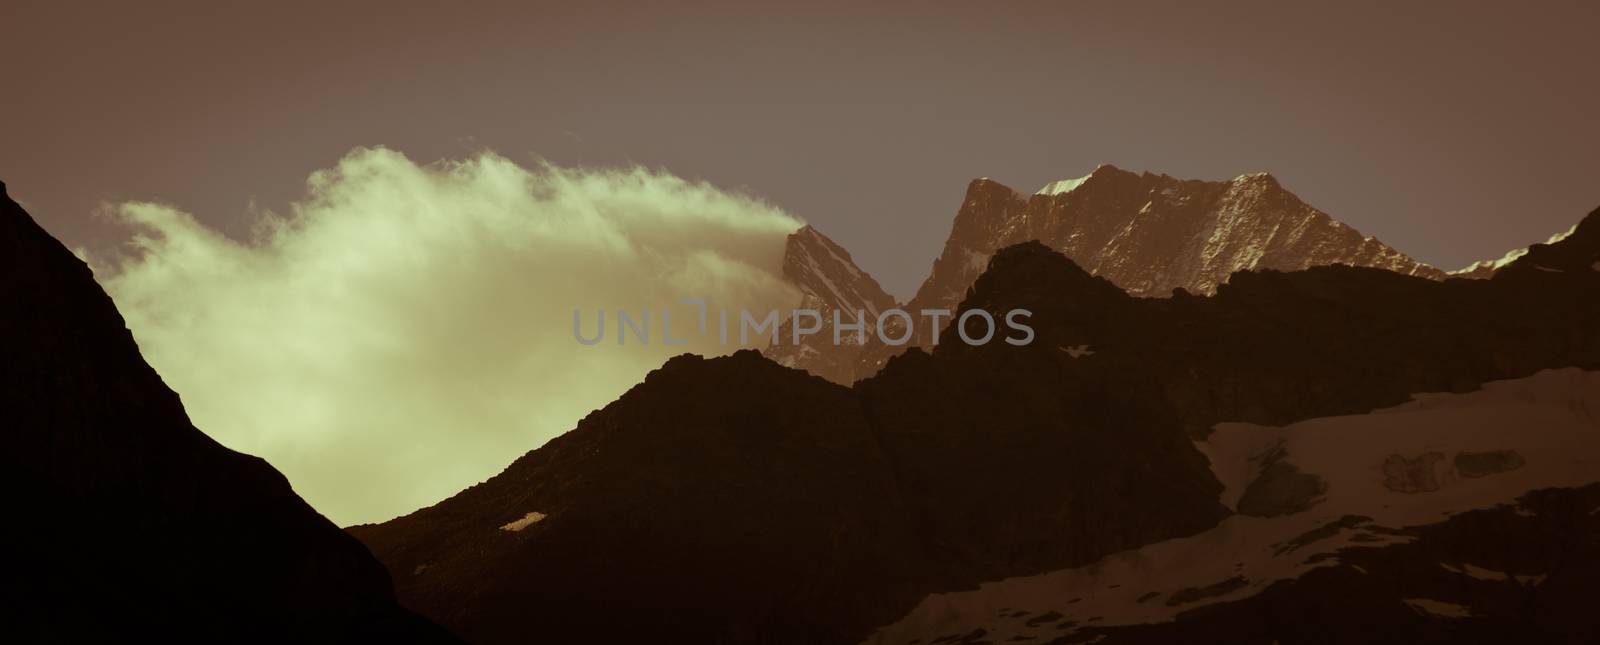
[5,0,1597,299]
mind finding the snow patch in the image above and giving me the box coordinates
[1450,223,1580,276]
[1059,345,1094,358]
[1546,223,1579,245]
[1440,563,1509,582]
[1405,598,1471,618]
[500,511,547,531]
[1038,174,1091,196]
[1451,248,1527,276]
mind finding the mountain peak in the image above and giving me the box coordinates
[967,176,1020,196]
[765,224,898,384]
[1230,171,1282,189]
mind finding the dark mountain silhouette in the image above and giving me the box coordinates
[350,348,1226,644]
[0,181,458,643]
[355,203,1600,644]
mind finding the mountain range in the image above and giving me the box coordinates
[766,165,1555,384]
[7,166,1597,644]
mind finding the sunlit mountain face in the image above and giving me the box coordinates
[771,166,1456,385]
[4,2,1599,643]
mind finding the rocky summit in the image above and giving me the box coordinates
[763,224,898,384]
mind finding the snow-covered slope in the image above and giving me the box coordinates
[863,368,1600,644]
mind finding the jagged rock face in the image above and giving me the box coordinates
[762,225,896,384]
[354,206,1600,644]
[0,181,457,643]
[933,165,1442,301]
[847,165,1445,382]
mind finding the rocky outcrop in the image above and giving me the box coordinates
[0,181,457,643]
[762,225,897,384]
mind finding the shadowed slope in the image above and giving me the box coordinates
[0,181,457,643]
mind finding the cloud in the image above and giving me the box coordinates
[94,147,802,525]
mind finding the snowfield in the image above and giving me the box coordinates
[863,368,1600,644]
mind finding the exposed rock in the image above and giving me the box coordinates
[1383,452,1448,493]
[1274,515,1374,556]
[1455,450,1526,478]
[1236,448,1328,517]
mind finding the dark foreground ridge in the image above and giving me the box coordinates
[0,181,459,643]
[355,205,1600,643]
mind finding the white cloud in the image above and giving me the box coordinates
[94,147,802,525]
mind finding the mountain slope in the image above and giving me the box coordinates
[355,205,1600,644]
[350,348,1226,645]
[0,180,457,643]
